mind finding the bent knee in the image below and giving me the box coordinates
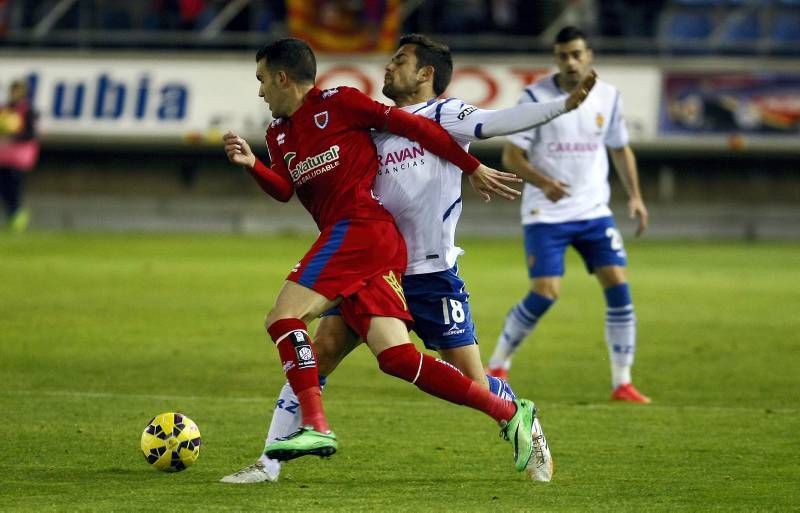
[531,284,559,300]
[264,309,314,331]
[377,343,418,381]
[264,311,280,332]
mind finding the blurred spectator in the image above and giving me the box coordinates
[508,0,568,35]
[600,0,665,40]
[437,0,485,33]
[0,79,39,233]
[148,0,209,30]
[94,0,133,30]
[251,0,286,32]
[0,0,8,37]
[490,0,516,31]
[288,0,400,52]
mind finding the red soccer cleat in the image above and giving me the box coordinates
[611,383,651,404]
[485,366,509,380]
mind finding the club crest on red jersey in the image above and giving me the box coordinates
[314,111,329,129]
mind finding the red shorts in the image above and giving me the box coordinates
[287,218,412,338]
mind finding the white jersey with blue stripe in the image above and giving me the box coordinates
[371,98,484,275]
[507,75,630,225]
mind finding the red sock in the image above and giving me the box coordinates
[377,343,516,423]
[464,382,516,422]
[268,318,329,433]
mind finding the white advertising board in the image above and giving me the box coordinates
[0,54,660,146]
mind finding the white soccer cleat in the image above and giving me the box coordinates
[526,417,554,482]
[219,460,280,484]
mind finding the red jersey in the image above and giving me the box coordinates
[251,86,479,230]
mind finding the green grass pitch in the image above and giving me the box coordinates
[1,233,798,511]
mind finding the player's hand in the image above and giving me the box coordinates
[629,196,649,236]
[468,164,522,202]
[565,70,597,111]
[541,178,570,202]
[223,131,256,169]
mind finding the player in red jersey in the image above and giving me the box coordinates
[223,38,541,473]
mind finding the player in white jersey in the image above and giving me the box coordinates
[221,34,596,484]
[485,26,650,404]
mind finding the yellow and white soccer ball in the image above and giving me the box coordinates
[140,412,202,472]
[0,109,23,136]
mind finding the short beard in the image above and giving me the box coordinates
[382,83,398,102]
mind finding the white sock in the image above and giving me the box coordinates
[257,453,283,475]
[265,381,302,444]
[610,363,632,389]
[260,381,303,469]
[606,304,636,388]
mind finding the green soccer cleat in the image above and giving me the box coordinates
[8,208,29,233]
[264,427,338,461]
[500,398,536,472]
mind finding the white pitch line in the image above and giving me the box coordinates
[2,389,798,414]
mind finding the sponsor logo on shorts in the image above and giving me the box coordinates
[382,270,408,311]
[443,323,466,337]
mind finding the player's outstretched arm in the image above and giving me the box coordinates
[464,70,598,140]
[468,164,522,203]
[223,131,293,202]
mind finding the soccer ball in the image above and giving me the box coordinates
[0,109,22,135]
[140,412,202,472]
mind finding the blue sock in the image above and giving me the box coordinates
[486,375,517,401]
[522,291,555,319]
[489,292,554,367]
[604,283,632,308]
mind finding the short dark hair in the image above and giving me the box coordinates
[554,26,588,46]
[255,38,316,83]
[398,33,453,96]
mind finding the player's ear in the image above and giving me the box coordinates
[276,70,289,87]
[418,65,434,83]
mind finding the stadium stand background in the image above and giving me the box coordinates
[1,0,798,239]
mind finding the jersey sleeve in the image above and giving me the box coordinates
[436,97,567,143]
[433,99,483,143]
[246,130,293,202]
[505,87,540,150]
[335,87,480,174]
[604,90,630,149]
